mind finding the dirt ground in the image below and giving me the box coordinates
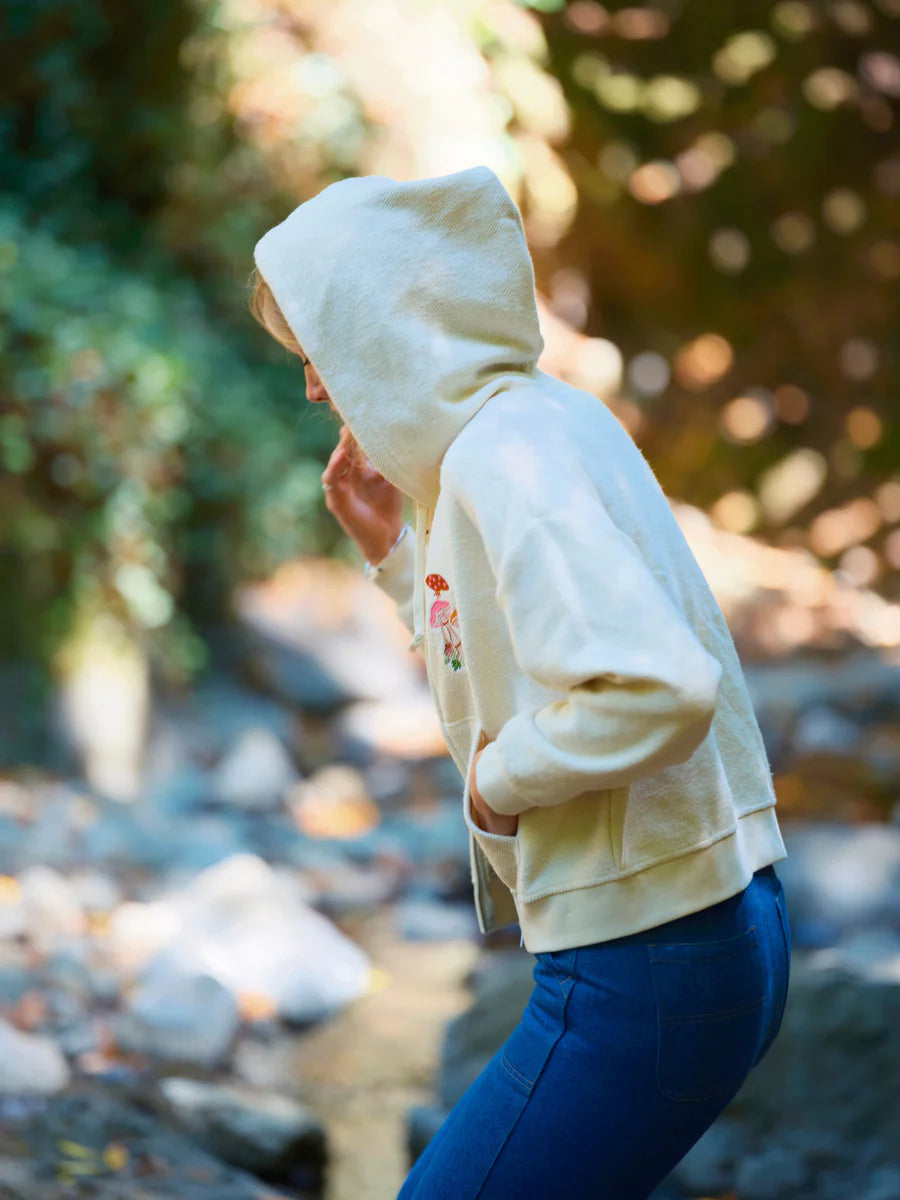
[237,903,481,1200]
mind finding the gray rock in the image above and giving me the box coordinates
[861,722,900,787]
[830,926,900,974]
[744,651,900,734]
[144,675,297,777]
[792,704,861,755]
[17,1085,288,1198]
[149,762,216,815]
[43,944,95,1002]
[866,1164,900,1200]
[395,896,479,941]
[0,962,35,1005]
[309,860,399,917]
[16,782,85,868]
[364,756,414,808]
[165,813,251,872]
[158,1076,326,1186]
[778,820,900,946]
[733,1144,811,1199]
[80,804,153,865]
[382,799,471,866]
[670,1118,749,1194]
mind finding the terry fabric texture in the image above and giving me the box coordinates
[253,163,787,954]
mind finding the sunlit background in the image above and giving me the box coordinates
[2,1,899,1197]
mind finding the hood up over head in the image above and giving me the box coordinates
[253,164,544,653]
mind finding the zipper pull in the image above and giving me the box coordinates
[519,927,524,948]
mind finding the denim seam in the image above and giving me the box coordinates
[476,961,577,1195]
[773,895,791,1018]
[546,966,572,996]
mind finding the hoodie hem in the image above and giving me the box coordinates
[505,804,787,954]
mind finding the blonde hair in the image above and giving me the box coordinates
[247,265,304,357]
[247,264,367,466]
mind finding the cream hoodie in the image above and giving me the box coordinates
[254,164,787,953]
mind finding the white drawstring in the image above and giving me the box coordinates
[407,501,433,653]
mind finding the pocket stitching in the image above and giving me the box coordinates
[546,964,573,995]
[654,1003,764,1103]
[658,995,765,1024]
[542,950,575,997]
[647,925,758,957]
[499,1051,534,1092]
[648,930,765,1102]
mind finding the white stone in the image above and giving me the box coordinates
[0,1018,71,1095]
[210,728,298,810]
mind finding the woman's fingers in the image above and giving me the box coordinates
[321,428,351,485]
[323,448,388,504]
[319,425,405,561]
[322,428,377,487]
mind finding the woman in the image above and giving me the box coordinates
[249,165,792,1199]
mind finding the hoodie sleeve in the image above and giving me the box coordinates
[466,468,724,819]
[368,522,417,640]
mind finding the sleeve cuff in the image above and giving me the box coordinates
[475,740,531,817]
[368,527,414,607]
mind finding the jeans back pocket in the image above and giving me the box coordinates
[647,924,766,1103]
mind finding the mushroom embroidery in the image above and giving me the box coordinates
[425,573,464,671]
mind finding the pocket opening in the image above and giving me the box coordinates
[647,923,759,964]
[462,722,520,892]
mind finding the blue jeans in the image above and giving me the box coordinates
[397,864,791,1199]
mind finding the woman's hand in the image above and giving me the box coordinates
[322,425,405,563]
[468,732,519,837]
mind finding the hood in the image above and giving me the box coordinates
[253,163,544,653]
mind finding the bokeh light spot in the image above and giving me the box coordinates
[839,337,879,381]
[709,227,751,273]
[720,392,774,443]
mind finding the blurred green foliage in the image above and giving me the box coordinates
[0,201,340,679]
[3,0,198,245]
[0,0,345,683]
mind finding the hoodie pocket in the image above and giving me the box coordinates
[460,723,520,893]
